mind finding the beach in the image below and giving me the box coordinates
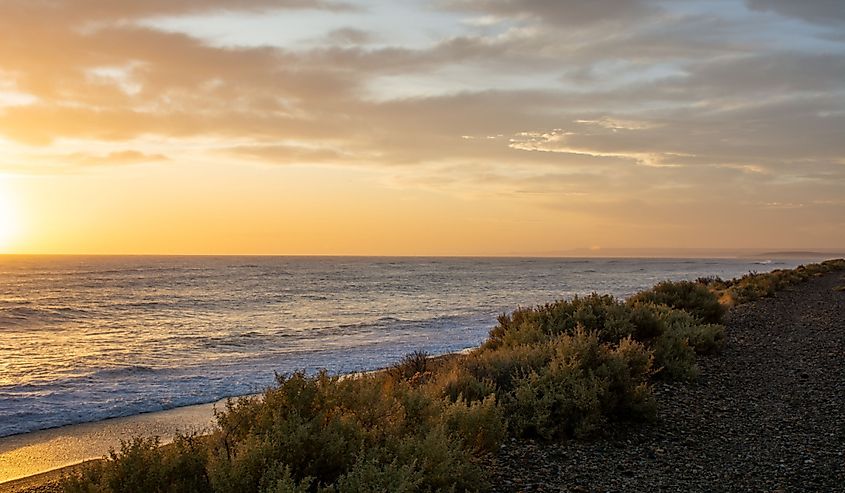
[2,0,843,489]
[0,398,220,487]
[3,266,844,491]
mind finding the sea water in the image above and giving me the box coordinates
[0,256,814,437]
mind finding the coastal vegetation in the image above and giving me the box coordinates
[702,259,845,305]
[62,260,845,493]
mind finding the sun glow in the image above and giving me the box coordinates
[0,178,20,251]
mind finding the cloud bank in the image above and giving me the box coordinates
[0,0,842,247]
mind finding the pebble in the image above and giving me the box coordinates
[483,271,845,492]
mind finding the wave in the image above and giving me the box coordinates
[0,366,160,395]
[0,305,92,327]
[0,390,221,438]
[311,313,487,335]
[89,365,157,379]
[7,266,211,279]
[201,331,275,349]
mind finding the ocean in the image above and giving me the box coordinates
[0,255,815,438]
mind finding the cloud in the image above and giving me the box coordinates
[746,0,845,26]
[322,28,377,45]
[225,144,353,164]
[4,0,354,22]
[0,0,842,247]
[66,150,169,166]
[440,0,659,26]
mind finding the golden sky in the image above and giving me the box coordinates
[0,0,843,255]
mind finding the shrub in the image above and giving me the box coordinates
[629,280,724,323]
[645,305,724,379]
[505,367,606,439]
[392,425,486,492]
[489,294,653,348]
[389,350,430,382]
[652,332,698,381]
[443,395,506,454]
[714,260,845,305]
[627,302,666,340]
[459,343,554,394]
[489,294,635,347]
[63,436,211,493]
[822,258,845,270]
[438,363,496,403]
[327,459,421,493]
[502,329,655,439]
[258,466,312,493]
[684,324,725,355]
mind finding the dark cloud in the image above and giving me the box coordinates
[323,28,376,45]
[747,0,845,26]
[441,0,659,26]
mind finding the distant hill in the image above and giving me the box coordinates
[754,251,845,258]
[511,248,845,259]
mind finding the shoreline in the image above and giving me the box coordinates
[0,398,221,485]
[3,262,842,491]
[0,257,823,441]
[0,350,468,488]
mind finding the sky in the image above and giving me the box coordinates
[0,0,843,255]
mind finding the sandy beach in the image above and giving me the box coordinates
[0,398,221,487]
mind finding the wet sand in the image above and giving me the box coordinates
[0,398,223,486]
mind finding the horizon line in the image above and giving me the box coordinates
[1,250,843,259]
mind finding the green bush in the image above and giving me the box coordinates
[822,259,845,270]
[628,280,724,323]
[503,329,655,439]
[63,436,211,493]
[327,459,421,493]
[484,294,720,385]
[684,324,725,355]
[652,332,698,381]
[714,259,845,305]
[258,465,312,493]
[393,425,486,492]
[438,363,496,403]
[459,343,553,393]
[489,294,635,347]
[443,396,505,454]
[645,305,725,380]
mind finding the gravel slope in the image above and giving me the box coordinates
[486,272,845,492]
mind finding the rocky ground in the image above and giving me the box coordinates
[485,272,845,492]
